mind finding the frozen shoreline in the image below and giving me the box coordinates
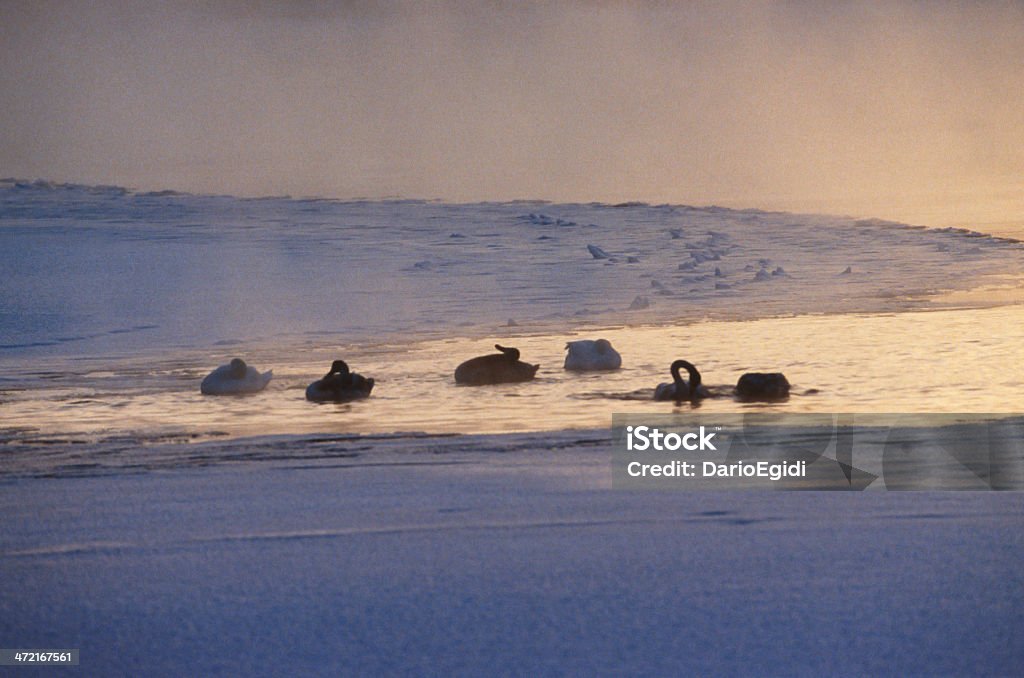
[2,447,1022,675]
[3,415,1023,488]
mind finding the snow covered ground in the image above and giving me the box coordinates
[2,450,1022,675]
[3,179,1022,358]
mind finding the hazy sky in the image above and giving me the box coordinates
[2,1,1023,225]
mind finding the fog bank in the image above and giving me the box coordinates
[2,1,1022,227]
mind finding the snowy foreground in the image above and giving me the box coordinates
[2,439,1022,676]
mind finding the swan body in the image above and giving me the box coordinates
[200,358,272,395]
[654,359,709,401]
[564,339,622,371]
[306,360,375,402]
[454,344,539,385]
[736,372,790,400]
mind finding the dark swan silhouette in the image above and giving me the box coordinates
[305,360,375,402]
[454,344,540,385]
[654,360,709,401]
[735,372,790,400]
[200,358,273,395]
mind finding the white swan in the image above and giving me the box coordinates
[564,339,622,371]
[200,358,273,395]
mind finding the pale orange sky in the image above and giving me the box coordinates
[2,1,1022,232]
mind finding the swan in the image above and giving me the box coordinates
[200,358,273,395]
[454,344,540,385]
[736,372,790,400]
[305,360,375,402]
[564,339,622,371]
[654,360,709,401]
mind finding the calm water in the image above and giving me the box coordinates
[2,305,1022,447]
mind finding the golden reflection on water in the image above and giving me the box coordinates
[2,305,1022,441]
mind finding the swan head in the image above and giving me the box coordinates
[329,360,350,376]
[495,344,521,362]
[594,338,612,354]
[654,360,706,401]
[670,359,702,394]
[670,359,699,379]
[229,358,247,378]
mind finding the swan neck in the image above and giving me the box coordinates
[327,360,350,379]
[670,360,701,397]
[685,364,701,395]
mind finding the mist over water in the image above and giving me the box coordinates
[3,1,1023,232]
